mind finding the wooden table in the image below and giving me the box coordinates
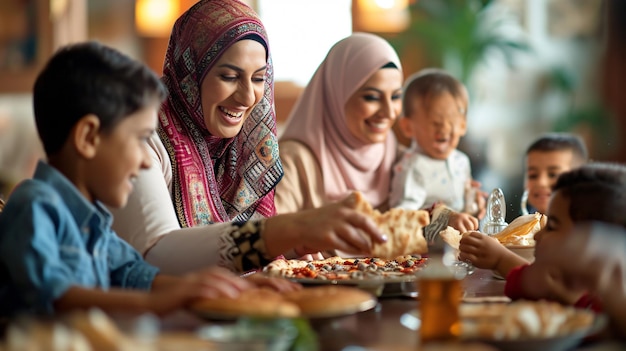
[159,268,623,351]
[308,268,506,351]
[158,268,506,350]
[1,268,621,350]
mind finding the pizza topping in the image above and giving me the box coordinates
[264,256,427,281]
[350,271,364,279]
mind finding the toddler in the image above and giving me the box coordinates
[390,68,481,233]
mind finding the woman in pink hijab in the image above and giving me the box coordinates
[277,33,467,244]
[277,33,403,213]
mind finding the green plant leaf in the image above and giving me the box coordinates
[289,318,319,351]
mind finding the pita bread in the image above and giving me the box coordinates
[352,192,430,258]
[461,300,595,340]
[284,286,376,318]
[493,213,547,245]
[191,288,300,318]
[192,286,376,319]
[439,226,462,250]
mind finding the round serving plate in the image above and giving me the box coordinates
[289,259,473,298]
[192,295,378,321]
[401,309,607,351]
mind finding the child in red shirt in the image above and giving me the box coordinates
[465,163,626,311]
[459,133,588,279]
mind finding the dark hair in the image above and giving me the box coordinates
[607,0,626,49]
[402,68,467,117]
[553,162,626,228]
[239,34,268,60]
[33,41,167,156]
[525,133,588,167]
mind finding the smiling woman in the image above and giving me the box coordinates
[109,0,389,275]
[276,33,404,214]
[200,39,268,139]
[110,0,282,271]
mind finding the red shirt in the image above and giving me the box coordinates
[504,264,603,312]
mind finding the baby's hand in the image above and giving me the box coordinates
[448,212,479,233]
[458,231,506,270]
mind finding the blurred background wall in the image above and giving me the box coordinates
[0,0,619,221]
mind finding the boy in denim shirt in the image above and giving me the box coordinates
[0,42,275,317]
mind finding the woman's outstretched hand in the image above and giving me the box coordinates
[263,193,387,258]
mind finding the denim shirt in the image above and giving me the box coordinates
[0,162,159,316]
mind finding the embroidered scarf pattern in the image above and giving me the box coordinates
[158,0,282,227]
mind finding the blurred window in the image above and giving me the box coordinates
[257,0,352,86]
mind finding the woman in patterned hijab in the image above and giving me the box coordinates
[111,0,387,274]
[159,0,282,226]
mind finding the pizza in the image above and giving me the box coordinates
[191,285,376,319]
[352,191,430,258]
[264,255,427,281]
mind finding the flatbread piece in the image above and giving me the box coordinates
[191,286,376,319]
[352,191,430,258]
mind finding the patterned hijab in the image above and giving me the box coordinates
[159,0,282,227]
[280,33,402,208]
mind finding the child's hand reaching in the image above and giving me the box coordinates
[448,212,479,233]
[149,266,252,315]
[459,231,529,278]
[459,231,505,270]
[53,267,254,316]
[244,273,302,293]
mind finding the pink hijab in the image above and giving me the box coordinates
[280,33,402,207]
[158,0,282,227]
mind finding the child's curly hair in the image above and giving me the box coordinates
[554,162,626,228]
